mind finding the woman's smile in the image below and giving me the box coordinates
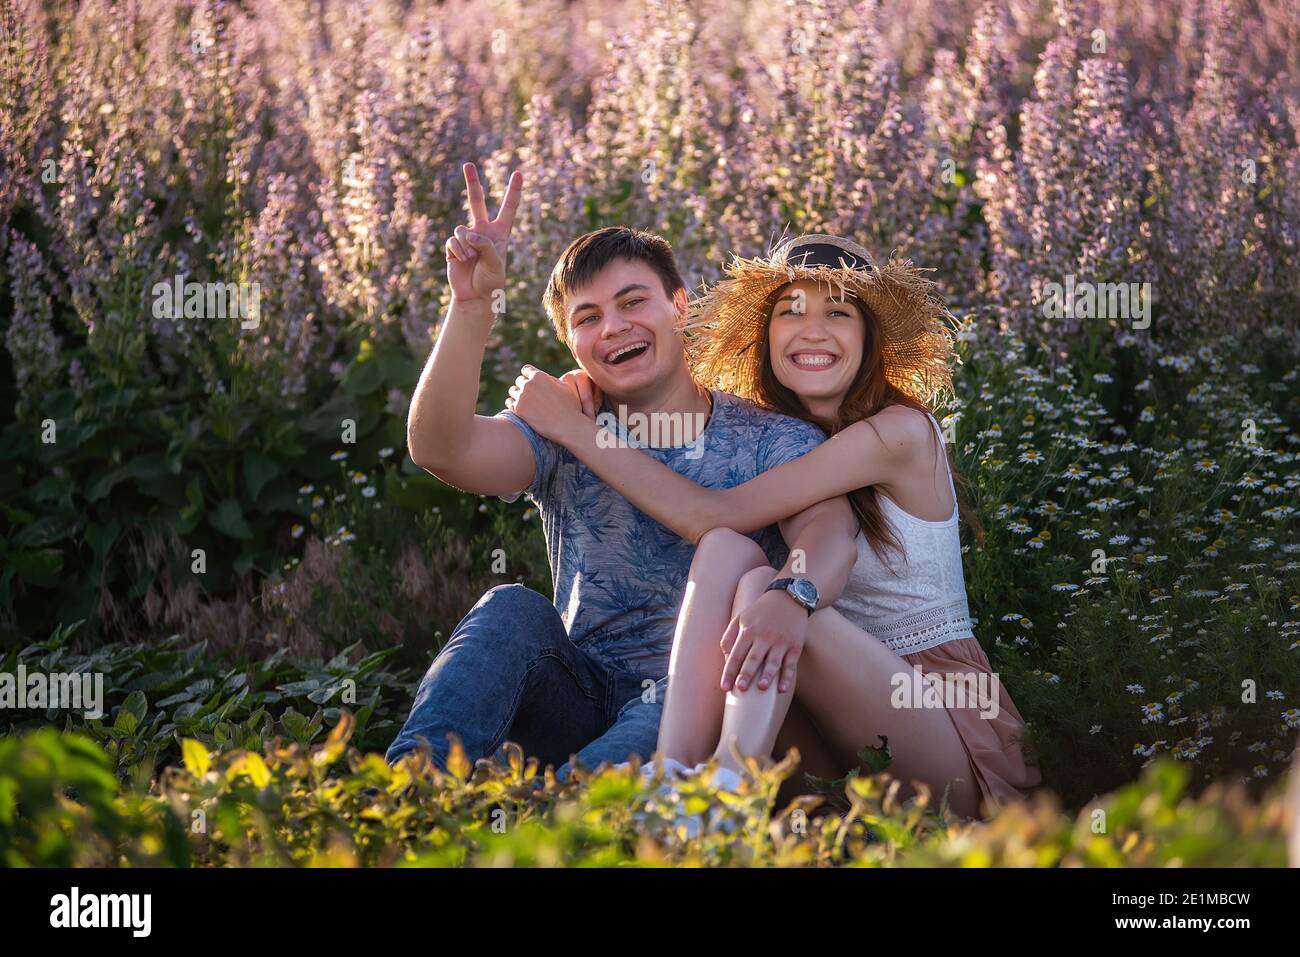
[787,349,841,371]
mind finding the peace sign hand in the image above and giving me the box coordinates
[445,162,523,305]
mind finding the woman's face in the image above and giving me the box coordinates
[766,279,866,414]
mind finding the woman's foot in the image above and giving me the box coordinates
[691,762,747,793]
[641,756,694,781]
[612,756,693,781]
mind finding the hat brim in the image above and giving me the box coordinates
[684,253,961,408]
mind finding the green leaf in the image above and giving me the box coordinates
[299,395,362,438]
[280,706,309,740]
[384,472,460,511]
[86,520,122,564]
[377,354,419,390]
[173,701,205,722]
[277,679,323,695]
[27,476,68,503]
[113,707,139,736]
[241,752,271,787]
[86,454,172,501]
[855,735,893,774]
[10,549,63,587]
[209,499,254,540]
[343,358,384,396]
[242,452,279,501]
[124,689,148,721]
[248,480,308,516]
[40,386,76,420]
[11,515,77,549]
[307,683,342,704]
[215,687,248,721]
[172,477,205,535]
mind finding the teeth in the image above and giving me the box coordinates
[608,341,649,361]
[792,354,836,367]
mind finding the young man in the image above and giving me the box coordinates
[385,163,858,779]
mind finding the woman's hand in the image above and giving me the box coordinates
[719,589,808,695]
[557,369,602,419]
[506,365,598,443]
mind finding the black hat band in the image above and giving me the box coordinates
[783,242,871,271]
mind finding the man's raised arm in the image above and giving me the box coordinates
[407,163,534,498]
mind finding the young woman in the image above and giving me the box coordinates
[505,234,1040,819]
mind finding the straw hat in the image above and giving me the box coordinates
[684,234,960,408]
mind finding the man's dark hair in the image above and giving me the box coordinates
[543,226,685,342]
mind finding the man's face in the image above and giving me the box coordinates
[563,258,688,400]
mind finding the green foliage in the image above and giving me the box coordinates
[949,329,1299,806]
[0,728,190,867]
[0,335,428,644]
[0,715,1289,867]
[0,622,421,783]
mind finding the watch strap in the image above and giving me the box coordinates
[765,577,817,615]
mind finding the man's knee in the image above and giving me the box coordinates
[474,582,555,619]
[449,584,559,651]
[411,584,561,698]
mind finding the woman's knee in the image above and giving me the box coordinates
[732,564,778,615]
[692,527,768,579]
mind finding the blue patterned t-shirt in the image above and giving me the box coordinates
[496,390,825,680]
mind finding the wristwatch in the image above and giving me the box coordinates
[764,577,819,615]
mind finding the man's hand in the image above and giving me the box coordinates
[444,162,522,304]
[506,365,596,443]
[719,588,809,695]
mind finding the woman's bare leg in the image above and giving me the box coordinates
[712,565,799,774]
[710,564,855,797]
[707,565,861,800]
[655,528,769,766]
[689,563,982,815]
[794,607,983,818]
[771,697,850,806]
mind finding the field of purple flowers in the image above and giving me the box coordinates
[1,0,1298,817]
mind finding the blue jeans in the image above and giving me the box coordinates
[385,584,667,781]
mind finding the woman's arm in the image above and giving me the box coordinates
[557,417,891,542]
[722,495,859,694]
[507,366,916,543]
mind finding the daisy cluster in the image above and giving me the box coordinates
[952,329,1298,790]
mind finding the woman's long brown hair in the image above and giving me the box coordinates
[754,286,983,566]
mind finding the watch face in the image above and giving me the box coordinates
[790,579,818,607]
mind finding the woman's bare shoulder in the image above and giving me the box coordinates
[845,404,936,457]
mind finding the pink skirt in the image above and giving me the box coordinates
[900,636,1041,814]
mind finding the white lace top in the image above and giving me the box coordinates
[831,413,975,656]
